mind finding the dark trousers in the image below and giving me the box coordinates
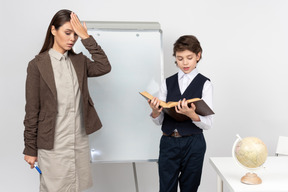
[158,133,206,192]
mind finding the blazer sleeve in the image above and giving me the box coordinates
[81,36,111,77]
[23,60,40,156]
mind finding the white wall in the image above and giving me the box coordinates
[1,0,288,191]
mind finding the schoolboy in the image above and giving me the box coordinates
[148,35,214,192]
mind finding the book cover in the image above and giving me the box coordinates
[140,91,214,121]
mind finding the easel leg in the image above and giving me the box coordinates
[133,162,139,192]
[217,175,223,192]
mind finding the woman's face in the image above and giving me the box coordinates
[51,21,78,54]
[175,50,201,74]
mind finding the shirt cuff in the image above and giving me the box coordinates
[193,115,212,130]
[150,112,163,126]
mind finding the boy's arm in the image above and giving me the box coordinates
[193,80,214,130]
[149,79,167,125]
[175,80,214,129]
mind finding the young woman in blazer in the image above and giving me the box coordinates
[23,9,111,191]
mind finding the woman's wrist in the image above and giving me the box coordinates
[81,34,90,40]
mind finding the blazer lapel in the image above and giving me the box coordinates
[37,52,57,100]
[70,54,84,91]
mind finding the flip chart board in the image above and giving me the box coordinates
[74,22,163,162]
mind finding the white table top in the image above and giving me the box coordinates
[209,156,288,192]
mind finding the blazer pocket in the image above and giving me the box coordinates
[37,113,54,148]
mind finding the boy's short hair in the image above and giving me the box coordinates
[173,35,202,62]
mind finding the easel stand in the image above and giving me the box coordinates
[91,159,158,192]
[132,160,158,192]
[132,162,139,192]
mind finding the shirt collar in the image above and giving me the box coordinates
[178,68,198,81]
[48,48,68,61]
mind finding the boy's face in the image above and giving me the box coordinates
[175,50,201,74]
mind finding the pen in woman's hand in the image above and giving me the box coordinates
[34,162,42,174]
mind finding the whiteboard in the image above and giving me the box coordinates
[74,22,163,162]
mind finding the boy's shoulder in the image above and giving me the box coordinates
[198,73,210,81]
[166,72,178,80]
[166,72,210,81]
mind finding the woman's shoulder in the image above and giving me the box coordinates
[68,50,86,62]
[27,51,50,70]
[30,51,49,63]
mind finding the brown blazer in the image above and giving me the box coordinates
[23,36,111,156]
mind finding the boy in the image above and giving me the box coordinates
[148,35,214,192]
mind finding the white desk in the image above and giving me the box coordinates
[209,156,288,192]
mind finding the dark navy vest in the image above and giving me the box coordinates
[162,73,210,136]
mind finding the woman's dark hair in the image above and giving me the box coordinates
[173,35,202,62]
[39,9,75,54]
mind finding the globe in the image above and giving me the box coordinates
[232,134,268,185]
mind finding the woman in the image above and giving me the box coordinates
[23,9,111,191]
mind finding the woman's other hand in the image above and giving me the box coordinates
[24,155,37,169]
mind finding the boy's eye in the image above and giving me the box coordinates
[188,57,193,60]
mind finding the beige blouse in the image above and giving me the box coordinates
[37,48,92,192]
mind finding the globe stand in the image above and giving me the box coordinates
[241,172,262,185]
[232,135,268,186]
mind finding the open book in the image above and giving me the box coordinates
[140,91,214,121]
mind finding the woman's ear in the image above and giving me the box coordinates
[51,25,56,36]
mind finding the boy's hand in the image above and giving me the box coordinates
[175,98,200,121]
[148,97,163,118]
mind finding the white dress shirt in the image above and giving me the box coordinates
[151,68,214,130]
